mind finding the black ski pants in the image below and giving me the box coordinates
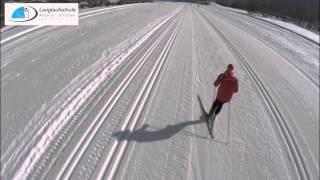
[209,98,224,116]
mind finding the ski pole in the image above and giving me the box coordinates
[210,86,217,116]
[213,86,217,100]
[226,102,231,145]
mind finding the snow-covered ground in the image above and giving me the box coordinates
[1,2,319,180]
[214,3,320,44]
[258,17,319,43]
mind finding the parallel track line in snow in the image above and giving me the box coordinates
[203,7,319,88]
[41,11,178,180]
[0,3,148,44]
[198,10,310,180]
[117,11,185,180]
[234,11,319,46]
[55,11,181,180]
[95,13,183,180]
[50,19,173,180]
[212,3,319,46]
[190,9,203,180]
[79,3,148,17]
[205,9,319,90]
[11,8,182,180]
[2,8,181,175]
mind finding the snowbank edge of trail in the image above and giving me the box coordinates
[213,3,319,45]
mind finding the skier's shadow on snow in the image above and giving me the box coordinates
[112,95,225,144]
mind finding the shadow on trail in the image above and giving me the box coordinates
[112,95,227,145]
[197,94,208,116]
[112,120,204,142]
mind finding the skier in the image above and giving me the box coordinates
[209,64,239,120]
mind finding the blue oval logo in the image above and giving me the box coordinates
[10,6,38,22]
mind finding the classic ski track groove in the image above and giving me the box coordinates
[4,7,182,180]
[190,9,203,180]
[202,7,319,88]
[55,10,183,180]
[1,7,175,177]
[198,9,310,180]
[39,24,173,178]
[232,11,319,46]
[207,4,319,46]
[41,13,176,180]
[117,12,182,180]
[95,13,183,180]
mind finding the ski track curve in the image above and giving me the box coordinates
[233,11,319,46]
[202,6,319,89]
[1,3,318,180]
[197,9,311,180]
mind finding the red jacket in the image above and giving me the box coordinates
[214,71,239,102]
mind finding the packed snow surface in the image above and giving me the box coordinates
[215,3,319,44]
[1,2,319,180]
